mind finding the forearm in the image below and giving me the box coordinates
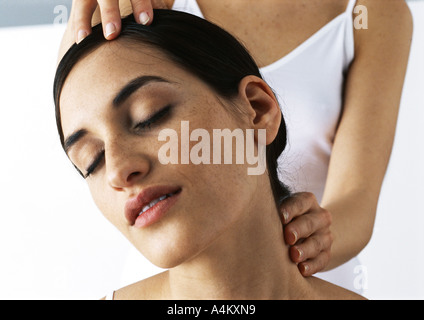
[321,188,378,271]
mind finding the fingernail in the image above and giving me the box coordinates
[139,12,150,25]
[301,264,310,274]
[105,23,116,38]
[77,30,88,44]
[296,248,303,260]
[282,210,289,223]
[292,230,298,243]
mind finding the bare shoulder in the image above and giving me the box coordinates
[308,277,367,300]
[345,0,413,107]
[354,0,413,52]
[111,271,169,300]
[355,0,412,21]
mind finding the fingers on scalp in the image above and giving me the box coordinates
[73,0,98,43]
[98,0,122,39]
[131,0,154,25]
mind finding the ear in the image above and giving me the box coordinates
[238,75,282,145]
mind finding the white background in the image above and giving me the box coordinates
[0,2,423,299]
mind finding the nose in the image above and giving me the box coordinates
[106,140,151,190]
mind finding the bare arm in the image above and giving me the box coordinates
[321,0,413,269]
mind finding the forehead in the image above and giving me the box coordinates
[59,41,190,135]
[60,41,178,104]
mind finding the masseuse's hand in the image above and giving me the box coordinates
[72,0,169,43]
[280,192,333,276]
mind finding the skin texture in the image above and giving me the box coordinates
[60,0,413,276]
[59,40,364,299]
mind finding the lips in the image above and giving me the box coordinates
[124,185,182,227]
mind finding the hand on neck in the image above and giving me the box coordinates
[165,184,310,300]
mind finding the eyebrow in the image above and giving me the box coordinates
[112,75,171,108]
[63,75,171,155]
[64,129,87,154]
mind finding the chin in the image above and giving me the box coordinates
[152,256,187,270]
[128,208,231,269]
[132,233,205,269]
[143,246,196,269]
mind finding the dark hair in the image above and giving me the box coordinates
[53,9,290,205]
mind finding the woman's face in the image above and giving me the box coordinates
[59,41,264,268]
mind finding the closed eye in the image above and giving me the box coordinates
[134,105,172,131]
[83,105,172,179]
[84,149,105,179]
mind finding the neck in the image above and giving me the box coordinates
[165,187,311,300]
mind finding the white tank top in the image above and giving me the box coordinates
[105,0,363,299]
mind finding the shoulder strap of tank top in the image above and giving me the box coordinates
[346,0,358,14]
[172,0,205,18]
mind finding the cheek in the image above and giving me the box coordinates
[178,158,255,235]
[163,103,257,233]
[129,164,255,269]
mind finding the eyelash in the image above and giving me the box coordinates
[84,150,105,179]
[84,105,172,179]
[134,105,171,131]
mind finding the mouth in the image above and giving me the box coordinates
[137,190,179,216]
[125,185,182,228]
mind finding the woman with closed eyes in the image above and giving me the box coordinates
[54,10,365,299]
[59,0,413,294]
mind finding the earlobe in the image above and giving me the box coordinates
[238,76,282,145]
